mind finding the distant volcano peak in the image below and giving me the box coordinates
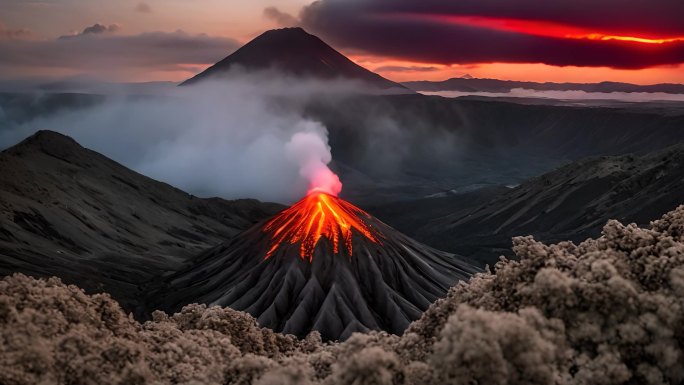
[254,27,317,42]
[180,27,405,90]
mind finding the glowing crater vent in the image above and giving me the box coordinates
[263,192,382,261]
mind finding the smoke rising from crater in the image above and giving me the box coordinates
[0,72,368,203]
[285,130,342,196]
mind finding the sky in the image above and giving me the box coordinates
[1,0,683,84]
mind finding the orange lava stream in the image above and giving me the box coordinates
[262,192,381,262]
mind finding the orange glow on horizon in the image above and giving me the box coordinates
[262,192,381,262]
[346,54,684,84]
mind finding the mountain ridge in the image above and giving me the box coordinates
[411,143,684,266]
[404,77,684,94]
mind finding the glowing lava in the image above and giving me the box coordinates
[263,192,382,262]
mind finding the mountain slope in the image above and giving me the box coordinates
[304,94,684,203]
[0,130,283,312]
[415,143,684,266]
[157,192,478,341]
[181,27,404,90]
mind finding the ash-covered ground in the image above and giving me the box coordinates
[3,204,684,385]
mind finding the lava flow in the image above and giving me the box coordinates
[262,192,382,262]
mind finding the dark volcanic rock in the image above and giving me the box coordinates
[181,27,404,90]
[0,130,283,314]
[157,193,477,341]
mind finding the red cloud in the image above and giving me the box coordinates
[300,0,684,69]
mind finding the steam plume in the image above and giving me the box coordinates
[285,130,342,196]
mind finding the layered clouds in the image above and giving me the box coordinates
[296,0,684,69]
[0,21,32,40]
[303,0,684,36]
[0,21,238,80]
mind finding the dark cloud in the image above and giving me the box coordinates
[83,23,120,35]
[374,65,440,73]
[263,6,299,27]
[303,0,684,36]
[299,0,684,69]
[136,2,152,14]
[59,23,122,40]
[0,31,239,74]
[0,22,32,40]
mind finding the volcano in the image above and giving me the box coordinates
[158,192,477,341]
[180,27,405,90]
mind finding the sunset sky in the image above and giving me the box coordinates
[1,0,683,84]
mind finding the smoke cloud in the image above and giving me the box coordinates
[0,72,369,203]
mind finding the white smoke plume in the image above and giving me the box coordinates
[0,71,365,203]
[285,130,342,196]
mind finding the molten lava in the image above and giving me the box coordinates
[263,192,381,262]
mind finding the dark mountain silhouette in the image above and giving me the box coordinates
[157,192,478,341]
[181,27,405,90]
[404,76,684,94]
[0,130,283,312]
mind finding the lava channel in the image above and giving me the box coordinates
[262,192,382,262]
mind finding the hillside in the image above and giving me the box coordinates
[0,130,283,312]
[414,143,684,266]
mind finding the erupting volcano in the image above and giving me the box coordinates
[157,164,478,340]
[264,192,381,262]
[158,192,478,340]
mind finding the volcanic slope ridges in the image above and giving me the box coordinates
[158,192,478,341]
